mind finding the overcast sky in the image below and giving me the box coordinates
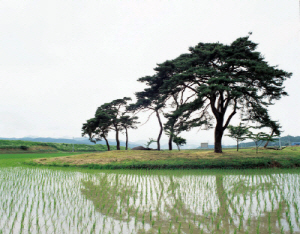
[0,0,299,145]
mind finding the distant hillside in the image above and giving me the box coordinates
[226,135,300,148]
[1,135,297,151]
[0,137,139,149]
[0,139,124,153]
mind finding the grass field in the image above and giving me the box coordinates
[32,147,300,169]
[0,152,87,167]
[0,139,123,153]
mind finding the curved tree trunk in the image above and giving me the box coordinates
[264,130,274,148]
[211,96,237,153]
[103,135,110,151]
[156,110,163,151]
[115,125,120,150]
[125,127,128,150]
[168,133,173,151]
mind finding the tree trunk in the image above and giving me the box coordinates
[156,110,163,151]
[176,144,180,151]
[214,119,224,153]
[237,140,239,151]
[103,135,110,151]
[125,127,128,150]
[168,134,173,151]
[115,126,120,150]
[264,130,274,148]
[255,142,258,154]
[168,125,175,150]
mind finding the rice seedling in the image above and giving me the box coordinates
[0,166,300,233]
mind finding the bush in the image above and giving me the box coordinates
[20,146,29,150]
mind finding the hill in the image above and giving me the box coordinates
[0,137,139,149]
[0,139,124,153]
[0,137,200,149]
[227,135,300,148]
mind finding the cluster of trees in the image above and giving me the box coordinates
[82,34,291,153]
[82,98,139,151]
[227,120,281,153]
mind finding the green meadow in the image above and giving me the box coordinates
[0,139,123,154]
[0,152,86,167]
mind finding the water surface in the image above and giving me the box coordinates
[0,167,299,233]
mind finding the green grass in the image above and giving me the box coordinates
[0,152,86,167]
[0,139,124,153]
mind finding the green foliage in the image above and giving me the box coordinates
[139,35,291,153]
[82,114,112,151]
[172,135,186,151]
[145,138,157,148]
[247,131,273,154]
[226,123,249,151]
[87,97,137,150]
[20,146,29,150]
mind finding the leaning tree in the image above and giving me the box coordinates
[263,120,281,148]
[82,115,111,151]
[158,35,291,153]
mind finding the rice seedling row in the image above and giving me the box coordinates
[0,168,299,233]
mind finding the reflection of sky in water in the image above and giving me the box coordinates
[0,168,299,233]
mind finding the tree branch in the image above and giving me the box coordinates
[182,83,198,93]
[210,94,219,118]
[223,99,237,130]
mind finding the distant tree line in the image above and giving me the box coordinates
[82,34,291,153]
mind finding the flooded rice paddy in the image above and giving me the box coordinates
[0,167,300,233]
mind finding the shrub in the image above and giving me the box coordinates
[20,146,29,150]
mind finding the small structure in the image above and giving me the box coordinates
[200,143,209,149]
[291,142,300,146]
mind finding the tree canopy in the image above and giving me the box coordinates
[172,135,186,151]
[82,114,111,151]
[153,35,291,152]
[226,123,249,151]
[84,97,138,150]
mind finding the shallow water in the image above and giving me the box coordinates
[0,168,299,233]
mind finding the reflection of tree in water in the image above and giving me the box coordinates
[216,175,289,233]
[81,172,300,233]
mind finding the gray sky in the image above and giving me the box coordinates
[0,0,299,145]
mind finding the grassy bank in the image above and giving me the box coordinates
[0,152,87,167]
[0,139,123,153]
[31,147,300,170]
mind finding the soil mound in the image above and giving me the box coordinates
[131,146,153,150]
